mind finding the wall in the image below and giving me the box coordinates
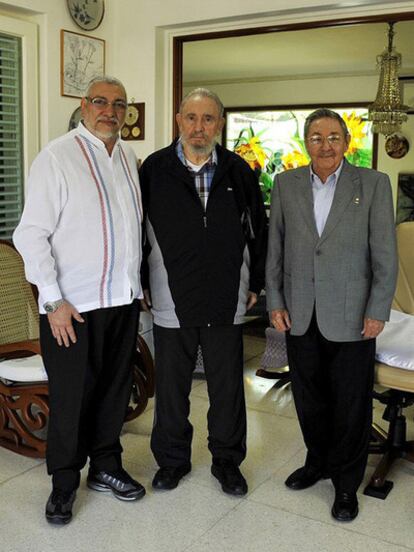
[184,76,380,107]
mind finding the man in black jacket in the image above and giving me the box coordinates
[139,88,267,495]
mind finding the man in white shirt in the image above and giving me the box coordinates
[13,76,145,525]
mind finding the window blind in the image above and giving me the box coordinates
[0,33,22,240]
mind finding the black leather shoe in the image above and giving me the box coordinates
[211,459,248,496]
[285,466,323,490]
[87,468,145,501]
[152,464,191,490]
[331,492,358,522]
[45,489,76,525]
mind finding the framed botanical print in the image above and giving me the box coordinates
[60,29,105,98]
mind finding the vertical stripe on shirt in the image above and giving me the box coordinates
[75,135,115,306]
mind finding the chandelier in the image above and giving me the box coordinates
[368,22,409,136]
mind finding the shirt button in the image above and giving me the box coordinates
[315,250,321,256]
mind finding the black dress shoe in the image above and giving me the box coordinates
[87,468,146,501]
[211,459,248,496]
[331,492,358,522]
[45,489,76,525]
[285,466,323,490]
[152,464,191,490]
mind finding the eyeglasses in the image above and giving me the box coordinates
[86,97,127,111]
[307,134,344,146]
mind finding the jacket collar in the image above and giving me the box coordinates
[163,139,235,192]
[293,158,360,243]
[319,158,360,244]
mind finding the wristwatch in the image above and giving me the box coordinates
[43,299,65,313]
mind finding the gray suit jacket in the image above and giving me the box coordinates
[265,159,398,341]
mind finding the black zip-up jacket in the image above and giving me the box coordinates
[139,140,268,328]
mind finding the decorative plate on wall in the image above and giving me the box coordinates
[67,0,105,31]
[385,133,410,159]
[121,102,145,141]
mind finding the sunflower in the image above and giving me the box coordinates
[342,111,367,154]
[235,136,267,170]
[281,150,309,170]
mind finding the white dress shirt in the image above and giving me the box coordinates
[13,123,143,314]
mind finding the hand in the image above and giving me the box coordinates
[270,308,291,332]
[361,318,385,339]
[47,301,84,347]
[246,291,258,311]
[140,289,152,313]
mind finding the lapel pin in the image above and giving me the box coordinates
[354,197,360,204]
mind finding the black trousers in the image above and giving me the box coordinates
[286,313,375,494]
[40,301,139,492]
[151,324,246,468]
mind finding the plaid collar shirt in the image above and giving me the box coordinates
[176,140,217,211]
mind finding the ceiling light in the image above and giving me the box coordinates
[368,22,409,136]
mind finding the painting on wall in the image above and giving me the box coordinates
[61,29,105,98]
[224,105,377,204]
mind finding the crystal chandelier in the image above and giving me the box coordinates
[368,22,409,136]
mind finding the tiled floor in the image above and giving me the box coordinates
[1,334,414,552]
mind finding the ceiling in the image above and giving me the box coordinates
[183,21,414,85]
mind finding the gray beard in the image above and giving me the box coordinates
[181,137,216,157]
[83,120,119,142]
[93,128,119,141]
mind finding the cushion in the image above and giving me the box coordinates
[375,310,414,371]
[0,354,48,383]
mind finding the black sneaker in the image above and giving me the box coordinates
[45,489,76,525]
[87,468,146,501]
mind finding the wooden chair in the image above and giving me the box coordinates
[364,222,414,499]
[0,240,154,458]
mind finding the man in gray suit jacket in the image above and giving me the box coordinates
[266,108,397,522]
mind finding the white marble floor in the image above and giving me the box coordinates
[1,334,414,552]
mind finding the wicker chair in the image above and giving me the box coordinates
[0,240,154,458]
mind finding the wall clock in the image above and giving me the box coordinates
[121,102,145,141]
[67,0,105,31]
